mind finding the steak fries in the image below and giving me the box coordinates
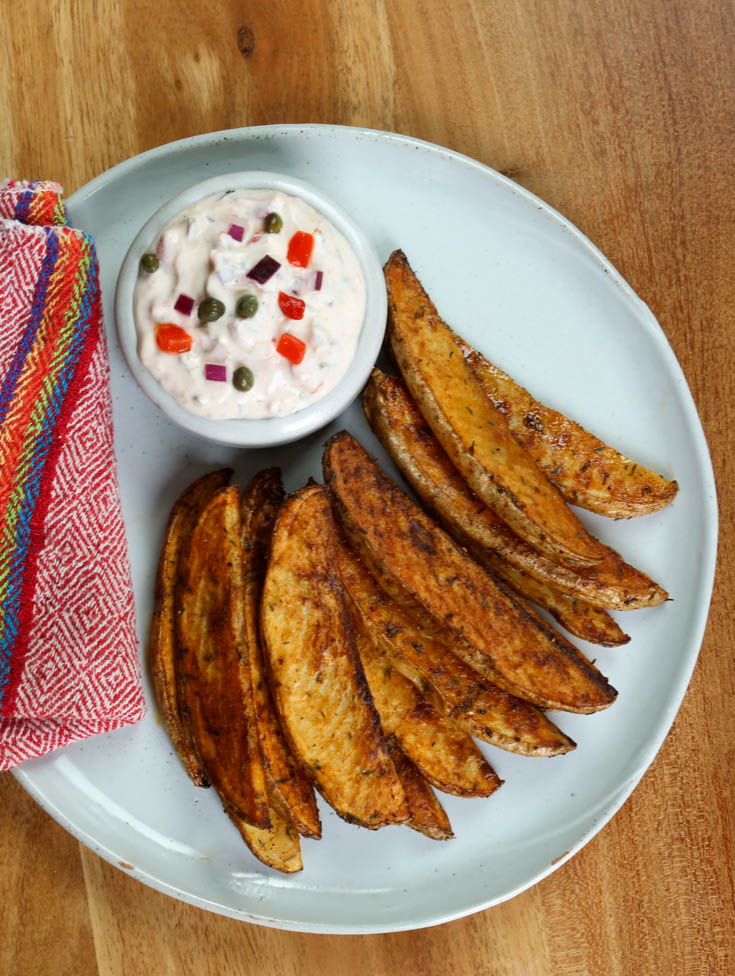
[384,737,454,840]
[324,432,617,714]
[151,239,675,874]
[463,344,679,518]
[385,249,605,569]
[354,625,502,797]
[228,798,303,874]
[177,486,269,828]
[260,484,409,829]
[151,468,232,787]
[240,471,321,841]
[364,370,667,614]
[338,537,574,756]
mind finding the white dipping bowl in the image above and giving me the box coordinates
[114,171,387,447]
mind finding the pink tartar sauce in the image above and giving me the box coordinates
[133,189,366,419]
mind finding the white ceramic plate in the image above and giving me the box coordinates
[13,125,717,934]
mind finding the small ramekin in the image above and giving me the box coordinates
[114,171,386,447]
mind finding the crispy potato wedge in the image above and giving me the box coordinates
[463,344,679,518]
[151,468,231,788]
[227,790,303,874]
[324,432,617,714]
[384,736,453,840]
[491,562,628,646]
[177,486,269,828]
[354,626,501,798]
[338,538,575,756]
[241,470,322,840]
[261,484,409,829]
[364,370,667,613]
[385,249,605,569]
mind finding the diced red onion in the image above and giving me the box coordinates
[174,294,194,316]
[247,254,281,284]
[204,363,227,382]
[314,270,323,291]
[228,224,244,242]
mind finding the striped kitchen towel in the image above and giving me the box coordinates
[0,179,145,770]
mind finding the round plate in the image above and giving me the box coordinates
[13,125,717,934]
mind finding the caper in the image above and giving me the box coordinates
[197,297,225,322]
[233,365,254,392]
[140,252,159,273]
[236,294,259,318]
[264,212,283,234]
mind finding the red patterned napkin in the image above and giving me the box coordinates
[0,179,146,770]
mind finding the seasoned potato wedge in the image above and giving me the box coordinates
[354,626,501,798]
[261,484,408,829]
[384,736,453,840]
[324,432,617,713]
[338,538,575,756]
[227,791,303,874]
[464,344,679,518]
[385,249,605,569]
[491,562,628,646]
[177,486,269,828]
[151,468,231,788]
[241,470,321,840]
[364,370,667,613]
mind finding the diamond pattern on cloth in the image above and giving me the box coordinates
[0,183,145,770]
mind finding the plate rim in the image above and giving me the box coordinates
[13,123,719,934]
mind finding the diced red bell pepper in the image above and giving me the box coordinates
[278,291,305,320]
[287,231,314,268]
[276,332,306,365]
[156,324,192,354]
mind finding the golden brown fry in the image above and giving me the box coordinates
[177,486,269,828]
[227,786,303,874]
[338,539,575,756]
[384,249,605,569]
[261,484,409,829]
[151,468,231,788]
[324,432,617,714]
[354,627,502,798]
[363,370,667,612]
[240,470,322,840]
[492,562,628,646]
[464,344,679,518]
[384,736,453,840]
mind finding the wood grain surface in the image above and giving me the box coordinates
[1,0,733,973]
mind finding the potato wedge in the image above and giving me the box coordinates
[491,562,628,646]
[338,538,575,756]
[463,344,679,518]
[384,736,453,840]
[363,370,667,612]
[385,249,605,569]
[151,468,231,788]
[354,626,501,798]
[241,470,321,840]
[177,486,269,828]
[227,790,303,874]
[261,484,408,829]
[324,432,617,713]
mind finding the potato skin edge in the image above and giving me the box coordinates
[151,467,232,788]
[323,431,617,715]
[261,484,409,830]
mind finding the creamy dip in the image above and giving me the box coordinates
[133,189,367,419]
